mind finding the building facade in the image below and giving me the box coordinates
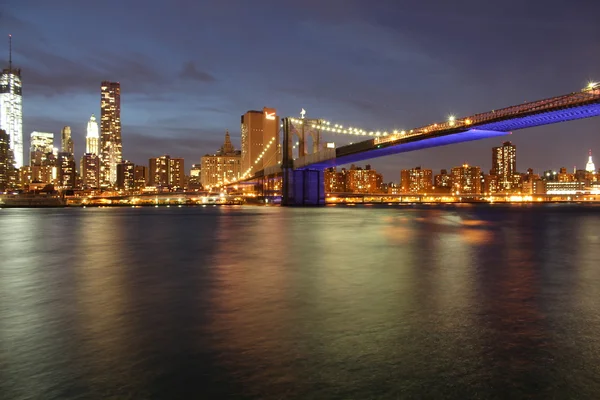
[100,81,122,187]
[0,43,23,168]
[0,129,16,191]
[149,155,185,189]
[240,107,279,177]
[492,141,516,191]
[86,114,99,155]
[80,153,100,189]
[61,126,74,155]
[201,131,241,189]
[451,165,482,195]
[134,165,148,191]
[57,152,76,189]
[30,131,54,167]
[116,161,135,191]
[400,167,433,194]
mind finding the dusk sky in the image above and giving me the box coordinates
[2,0,600,180]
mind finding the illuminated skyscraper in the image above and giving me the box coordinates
[240,107,279,177]
[30,131,54,166]
[116,161,135,191]
[492,141,516,190]
[586,150,596,173]
[61,126,74,155]
[100,81,121,187]
[0,35,23,168]
[86,114,99,155]
[0,129,16,191]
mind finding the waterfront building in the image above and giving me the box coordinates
[0,129,16,191]
[57,152,76,189]
[240,107,279,177]
[80,153,100,189]
[61,126,74,155]
[134,165,148,191]
[30,131,54,167]
[201,131,241,189]
[188,164,202,191]
[434,169,451,188]
[116,160,135,191]
[86,114,99,155]
[546,181,586,195]
[345,164,383,193]
[451,164,482,195]
[492,141,516,191]
[324,167,346,192]
[0,36,23,168]
[100,81,122,187]
[149,155,185,190]
[400,167,433,194]
[483,174,500,194]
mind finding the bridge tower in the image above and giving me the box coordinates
[281,115,326,206]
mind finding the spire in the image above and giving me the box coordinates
[221,130,234,154]
[8,34,11,71]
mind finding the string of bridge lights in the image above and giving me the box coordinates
[238,136,276,181]
[287,117,413,137]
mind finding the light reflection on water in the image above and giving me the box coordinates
[1,205,600,399]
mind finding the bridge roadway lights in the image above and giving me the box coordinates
[281,168,325,206]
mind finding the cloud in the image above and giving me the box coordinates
[179,62,216,83]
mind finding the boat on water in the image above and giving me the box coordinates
[0,194,66,208]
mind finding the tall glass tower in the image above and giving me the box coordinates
[0,35,23,168]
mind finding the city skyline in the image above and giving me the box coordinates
[1,0,599,178]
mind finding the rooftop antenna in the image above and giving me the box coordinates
[8,34,12,71]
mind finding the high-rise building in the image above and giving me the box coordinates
[201,131,241,189]
[30,131,54,167]
[434,169,452,189]
[116,161,135,191]
[345,164,383,193]
[80,153,100,189]
[240,107,279,177]
[170,158,185,190]
[483,174,500,194]
[188,164,202,190]
[57,152,76,189]
[492,141,516,191]
[400,166,433,194]
[148,155,184,189]
[86,114,99,155]
[451,164,482,195]
[100,81,122,187]
[586,150,596,173]
[134,165,148,191]
[61,126,74,155]
[0,129,16,191]
[324,167,347,192]
[0,35,23,168]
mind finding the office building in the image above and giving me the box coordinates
[400,167,433,194]
[30,131,54,167]
[492,141,516,191]
[61,126,74,155]
[0,129,16,191]
[451,164,482,195]
[240,107,279,177]
[188,164,202,190]
[57,152,76,189]
[0,36,23,168]
[116,161,135,191]
[80,153,100,189]
[134,165,148,191]
[86,114,99,155]
[201,131,241,188]
[149,155,184,189]
[100,81,122,187]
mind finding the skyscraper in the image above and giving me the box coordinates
[30,131,54,166]
[240,107,279,177]
[80,153,100,189]
[492,141,516,191]
[0,129,16,191]
[116,161,135,191]
[586,150,596,173]
[61,126,74,155]
[0,35,23,168]
[100,81,121,187]
[86,114,99,155]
